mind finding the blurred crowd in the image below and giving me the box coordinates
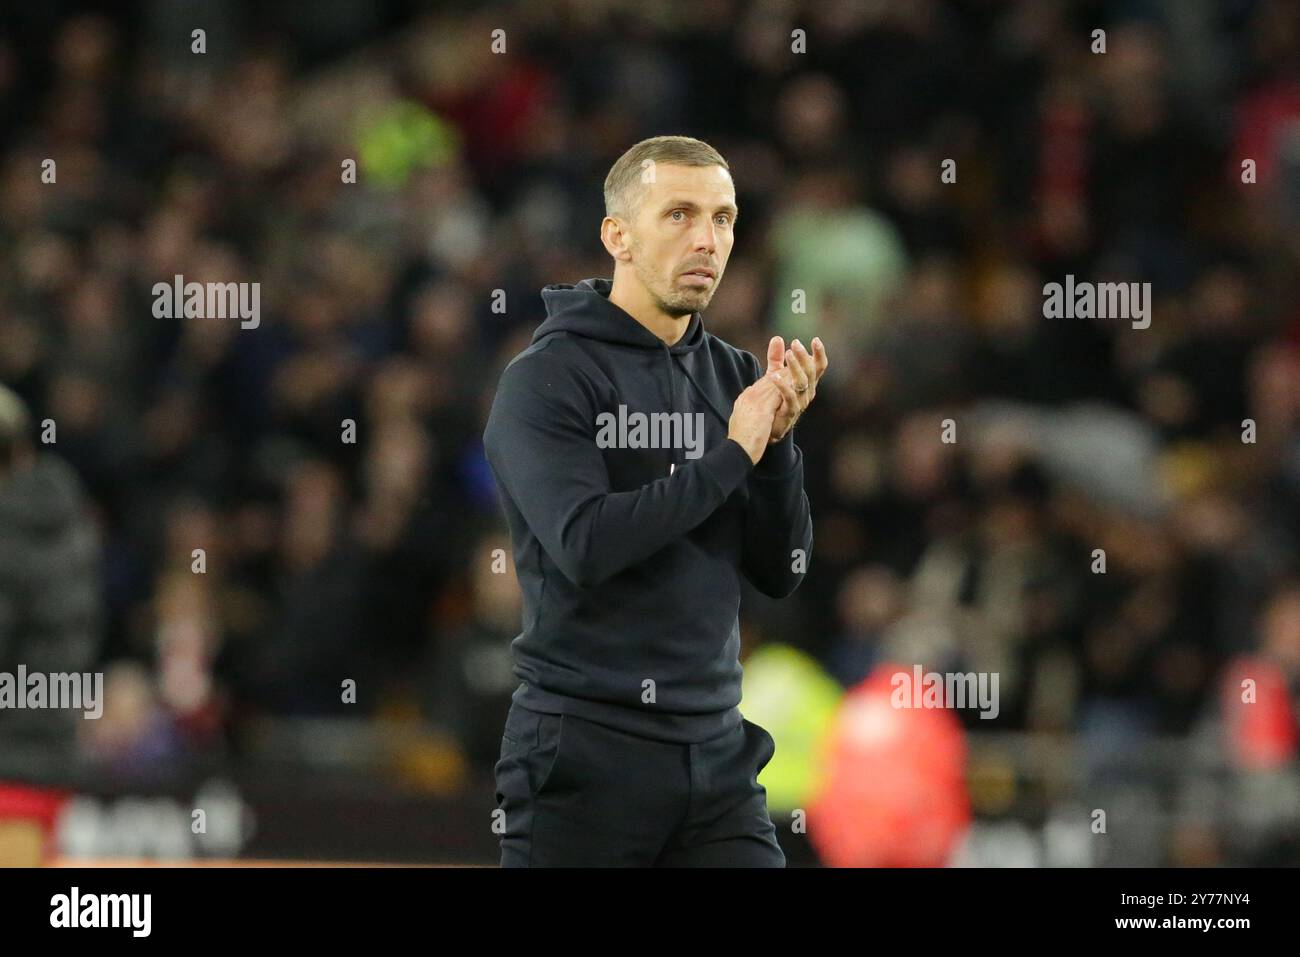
[1,0,1299,817]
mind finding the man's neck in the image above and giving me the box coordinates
[608,272,691,346]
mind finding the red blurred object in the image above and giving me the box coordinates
[0,781,70,865]
[1221,656,1298,770]
[808,663,970,867]
[1230,78,1300,189]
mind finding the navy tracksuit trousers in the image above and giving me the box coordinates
[494,703,785,867]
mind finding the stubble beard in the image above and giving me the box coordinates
[630,240,717,317]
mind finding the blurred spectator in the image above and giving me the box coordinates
[0,385,103,774]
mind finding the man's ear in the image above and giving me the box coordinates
[600,216,633,263]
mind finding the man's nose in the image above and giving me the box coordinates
[691,221,717,253]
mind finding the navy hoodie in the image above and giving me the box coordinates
[483,278,813,742]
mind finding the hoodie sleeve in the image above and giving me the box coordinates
[483,346,756,589]
[739,354,814,599]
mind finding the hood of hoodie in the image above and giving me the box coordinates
[536,277,706,354]
[534,278,732,439]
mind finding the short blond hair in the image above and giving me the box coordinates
[603,135,730,220]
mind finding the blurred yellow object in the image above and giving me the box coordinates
[357,100,460,188]
[388,724,468,795]
[0,821,44,867]
[1159,442,1221,500]
[740,644,844,813]
[967,753,1017,814]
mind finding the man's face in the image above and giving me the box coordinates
[624,163,738,317]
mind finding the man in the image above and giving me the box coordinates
[483,135,827,866]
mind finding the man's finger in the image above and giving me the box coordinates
[812,337,829,379]
[790,339,817,383]
[765,336,785,376]
[780,343,809,395]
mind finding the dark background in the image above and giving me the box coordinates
[1,0,1298,865]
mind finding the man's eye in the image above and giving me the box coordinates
[670,210,686,221]
[715,215,732,225]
